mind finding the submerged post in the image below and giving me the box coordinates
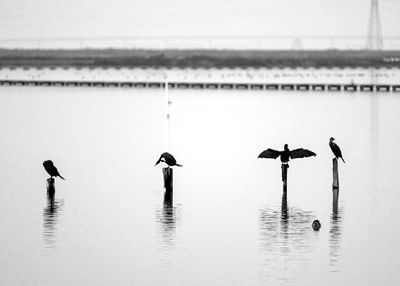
[281,188,288,220]
[332,187,339,214]
[281,164,288,189]
[163,167,173,195]
[46,178,55,195]
[332,158,339,189]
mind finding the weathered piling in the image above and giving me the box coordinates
[281,164,288,188]
[332,187,339,215]
[163,167,173,195]
[46,178,55,195]
[164,187,173,205]
[332,158,339,189]
[281,189,288,220]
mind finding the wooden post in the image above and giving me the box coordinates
[332,158,339,189]
[163,167,173,195]
[164,188,173,206]
[281,164,288,189]
[281,189,288,221]
[47,178,55,195]
[332,187,339,217]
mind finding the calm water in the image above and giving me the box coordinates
[1,72,400,285]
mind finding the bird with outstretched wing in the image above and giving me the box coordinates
[258,144,316,163]
[289,148,317,159]
[258,148,281,159]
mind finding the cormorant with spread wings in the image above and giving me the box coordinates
[258,144,316,163]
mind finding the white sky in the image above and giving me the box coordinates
[0,0,399,46]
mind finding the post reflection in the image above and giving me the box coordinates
[329,188,343,270]
[156,192,180,250]
[259,191,317,274]
[280,190,289,254]
[43,188,63,249]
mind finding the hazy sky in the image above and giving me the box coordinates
[0,0,399,40]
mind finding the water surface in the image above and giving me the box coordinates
[1,71,400,285]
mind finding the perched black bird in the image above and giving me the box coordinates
[43,160,65,180]
[154,152,182,167]
[258,144,316,163]
[329,137,345,163]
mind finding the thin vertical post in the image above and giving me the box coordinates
[165,80,170,152]
[163,167,173,196]
[332,187,339,216]
[46,178,55,195]
[281,164,288,189]
[281,189,288,220]
[333,158,339,189]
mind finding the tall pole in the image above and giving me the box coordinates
[163,80,173,197]
[282,164,288,191]
[332,158,339,189]
[165,80,170,152]
[366,0,383,50]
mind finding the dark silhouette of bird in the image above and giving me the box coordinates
[43,160,65,180]
[312,219,321,231]
[329,137,345,163]
[258,144,316,163]
[154,152,182,167]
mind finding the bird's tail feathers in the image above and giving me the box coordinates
[341,157,345,164]
[58,175,65,180]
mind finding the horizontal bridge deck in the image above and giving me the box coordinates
[0,80,398,92]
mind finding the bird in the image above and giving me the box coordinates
[329,137,345,163]
[43,160,65,180]
[312,219,321,231]
[154,152,182,167]
[258,144,316,163]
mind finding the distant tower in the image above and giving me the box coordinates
[366,0,383,50]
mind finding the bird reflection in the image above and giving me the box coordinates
[329,188,343,270]
[156,192,180,250]
[43,190,63,249]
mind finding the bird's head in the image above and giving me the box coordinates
[154,156,165,166]
[330,137,335,142]
[284,144,289,150]
[43,160,53,167]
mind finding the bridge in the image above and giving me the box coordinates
[1,66,399,92]
[2,79,398,92]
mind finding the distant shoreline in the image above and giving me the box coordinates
[1,49,400,68]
